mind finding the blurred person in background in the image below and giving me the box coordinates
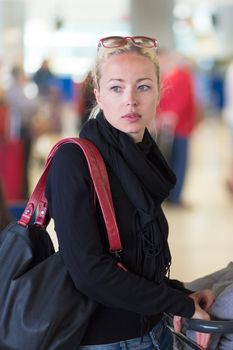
[32,59,63,137]
[6,65,39,199]
[156,49,198,207]
[33,59,56,98]
[223,59,233,196]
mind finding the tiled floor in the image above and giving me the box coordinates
[164,116,233,283]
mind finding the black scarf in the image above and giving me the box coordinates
[80,111,176,283]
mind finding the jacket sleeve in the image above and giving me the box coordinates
[45,143,195,318]
[165,277,194,294]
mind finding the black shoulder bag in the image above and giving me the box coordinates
[0,137,123,350]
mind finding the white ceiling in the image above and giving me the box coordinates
[176,0,233,4]
[175,0,233,8]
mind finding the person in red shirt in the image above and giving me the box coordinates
[157,51,197,205]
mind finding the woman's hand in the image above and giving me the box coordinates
[190,289,215,312]
[173,289,215,349]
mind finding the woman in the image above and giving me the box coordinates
[45,36,214,349]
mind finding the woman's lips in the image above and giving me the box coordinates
[122,113,141,122]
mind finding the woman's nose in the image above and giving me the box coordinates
[126,90,138,106]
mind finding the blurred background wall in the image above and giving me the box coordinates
[0,0,232,81]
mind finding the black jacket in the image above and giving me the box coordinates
[45,140,195,345]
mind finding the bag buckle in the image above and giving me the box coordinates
[35,201,48,227]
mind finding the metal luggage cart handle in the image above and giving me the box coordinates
[184,319,233,334]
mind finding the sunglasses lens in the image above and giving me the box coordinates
[102,36,125,48]
[133,36,156,48]
[98,36,158,50]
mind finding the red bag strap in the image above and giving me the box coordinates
[18,138,122,252]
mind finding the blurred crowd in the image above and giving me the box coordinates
[0,58,91,205]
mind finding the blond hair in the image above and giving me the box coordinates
[89,42,160,118]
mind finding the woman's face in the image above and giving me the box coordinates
[94,53,159,143]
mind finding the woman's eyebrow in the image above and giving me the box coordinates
[107,78,124,83]
[107,78,153,83]
[136,78,153,83]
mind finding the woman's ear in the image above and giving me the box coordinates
[94,88,102,109]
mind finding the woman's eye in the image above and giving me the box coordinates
[110,86,121,92]
[138,85,150,92]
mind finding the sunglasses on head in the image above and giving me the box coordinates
[98,36,158,50]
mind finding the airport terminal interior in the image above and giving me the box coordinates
[1,0,233,284]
